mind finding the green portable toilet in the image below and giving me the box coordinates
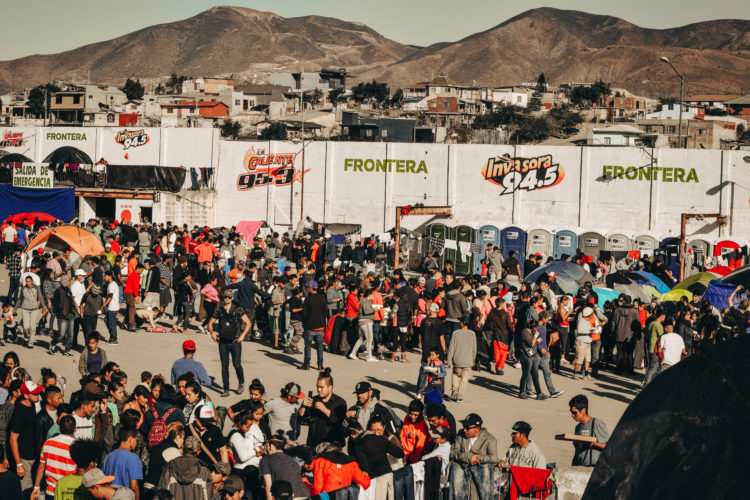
[453,225,476,276]
[425,222,453,270]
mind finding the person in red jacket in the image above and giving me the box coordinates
[311,442,370,495]
[401,399,431,464]
[123,263,143,331]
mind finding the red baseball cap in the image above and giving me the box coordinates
[21,381,43,395]
[36,247,44,253]
[182,340,196,351]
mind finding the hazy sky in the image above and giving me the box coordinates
[1,0,748,60]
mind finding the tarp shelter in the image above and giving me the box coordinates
[706,265,732,276]
[4,211,57,225]
[0,153,33,163]
[0,186,74,223]
[592,286,622,308]
[631,271,670,294]
[583,335,750,500]
[26,225,104,268]
[453,224,476,275]
[702,280,745,311]
[579,231,605,258]
[633,234,657,256]
[525,261,595,295]
[43,146,93,165]
[604,273,651,303]
[500,226,526,275]
[527,228,553,262]
[720,265,750,289]
[235,221,266,245]
[553,230,578,259]
[474,224,501,275]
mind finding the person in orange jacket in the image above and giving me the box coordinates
[311,442,371,495]
[400,399,431,464]
[194,238,219,264]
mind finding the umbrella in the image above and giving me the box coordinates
[4,212,57,225]
[661,288,693,302]
[525,261,595,295]
[707,265,732,276]
[583,335,750,499]
[672,271,720,296]
[631,271,670,294]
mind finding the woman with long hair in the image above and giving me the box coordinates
[230,402,266,500]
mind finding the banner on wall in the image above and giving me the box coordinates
[12,163,54,188]
[236,146,309,191]
[0,185,74,222]
[481,153,564,195]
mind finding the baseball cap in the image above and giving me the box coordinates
[61,276,72,285]
[307,280,318,289]
[284,382,305,400]
[184,436,202,455]
[354,381,372,394]
[162,447,181,463]
[547,272,556,278]
[507,421,532,437]
[429,303,440,313]
[36,247,44,253]
[82,468,115,488]
[198,405,215,419]
[182,340,196,351]
[582,306,594,317]
[75,269,87,277]
[105,243,111,248]
[20,381,43,395]
[221,475,245,494]
[271,480,293,500]
[212,462,232,476]
[222,289,234,299]
[418,276,426,284]
[535,252,542,257]
[460,413,483,428]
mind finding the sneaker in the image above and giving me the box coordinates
[63,351,74,357]
[109,340,119,345]
[527,393,537,399]
[197,325,206,334]
[236,383,244,394]
[297,364,310,370]
[48,345,56,354]
[514,362,521,369]
[450,391,458,401]
[518,393,529,399]
[497,369,504,375]
[366,357,378,362]
[454,398,463,404]
[316,365,324,371]
[416,394,424,400]
[584,374,593,380]
[536,394,549,401]
[348,353,357,360]
[573,372,582,380]
[550,390,565,398]
[220,391,230,397]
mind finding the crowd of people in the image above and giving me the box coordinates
[0,216,746,499]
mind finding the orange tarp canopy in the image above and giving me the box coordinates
[26,225,104,258]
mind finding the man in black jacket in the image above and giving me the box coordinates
[299,368,347,448]
[51,276,76,356]
[36,386,62,440]
[224,268,270,340]
[298,281,327,371]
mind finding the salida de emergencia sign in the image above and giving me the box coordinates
[13,163,54,189]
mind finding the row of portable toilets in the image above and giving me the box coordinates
[422,222,747,278]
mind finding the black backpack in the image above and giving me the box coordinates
[215,304,244,342]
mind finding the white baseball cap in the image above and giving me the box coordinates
[75,269,87,277]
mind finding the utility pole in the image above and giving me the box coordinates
[660,57,685,148]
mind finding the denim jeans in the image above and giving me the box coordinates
[591,339,602,372]
[304,329,324,367]
[105,310,118,341]
[519,353,542,395]
[448,463,493,500]
[537,354,557,394]
[393,465,415,500]
[218,341,244,391]
[642,352,661,387]
[55,316,75,353]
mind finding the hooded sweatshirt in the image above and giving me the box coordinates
[157,455,213,500]
[311,451,371,494]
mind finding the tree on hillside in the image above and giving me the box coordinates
[329,87,345,104]
[570,80,611,108]
[549,105,583,135]
[122,78,144,100]
[591,79,611,105]
[165,74,190,94]
[511,116,552,144]
[528,73,547,112]
[389,88,404,108]
[351,80,390,107]
[303,89,323,108]
[473,105,525,129]
[26,82,61,118]
[260,122,288,140]
[220,119,242,140]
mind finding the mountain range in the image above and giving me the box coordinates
[1,6,748,97]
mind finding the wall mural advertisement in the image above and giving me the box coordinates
[0,130,28,148]
[115,129,150,149]
[481,153,563,195]
[236,146,309,191]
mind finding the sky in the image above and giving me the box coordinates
[1,0,748,60]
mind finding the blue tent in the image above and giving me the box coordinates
[703,280,747,311]
[593,287,622,309]
[632,271,671,294]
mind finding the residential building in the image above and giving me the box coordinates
[340,111,415,142]
[0,91,31,119]
[724,94,750,119]
[231,85,292,118]
[160,101,228,120]
[480,88,529,108]
[592,124,657,146]
[644,103,701,121]
[269,72,329,92]
[319,68,348,89]
[636,118,738,149]
[49,87,85,123]
[603,95,648,120]
[181,78,234,95]
[684,95,739,112]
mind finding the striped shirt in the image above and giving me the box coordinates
[39,434,76,495]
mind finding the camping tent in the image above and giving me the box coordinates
[4,211,57,225]
[661,288,693,302]
[26,225,104,268]
[702,280,744,311]
[671,271,720,296]
[525,261,595,295]
[604,273,651,303]
[706,265,732,276]
[592,286,621,308]
[583,335,750,499]
[629,271,670,294]
[720,265,750,289]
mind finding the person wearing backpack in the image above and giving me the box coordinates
[143,385,186,448]
[208,290,251,398]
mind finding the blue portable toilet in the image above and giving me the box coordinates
[554,230,579,260]
[500,226,527,276]
[657,237,681,279]
[473,225,501,275]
